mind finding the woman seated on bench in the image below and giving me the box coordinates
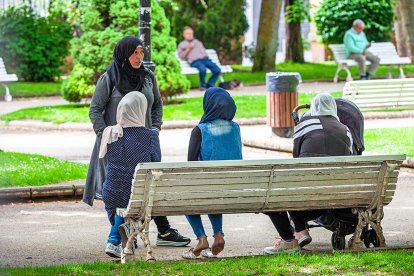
[182,87,243,259]
[264,93,353,254]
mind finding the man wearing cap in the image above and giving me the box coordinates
[178,26,221,90]
[343,19,380,80]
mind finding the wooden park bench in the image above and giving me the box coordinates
[116,154,405,262]
[175,49,233,82]
[0,58,18,102]
[329,42,411,83]
[343,78,414,110]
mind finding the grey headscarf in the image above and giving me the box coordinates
[99,92,147,158]
[310,93,339,120]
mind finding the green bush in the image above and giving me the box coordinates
[0,7,72,81]
[160,0,248,64]
[314,0,394,44]
[64,0,190,102]
[61,64,95,102]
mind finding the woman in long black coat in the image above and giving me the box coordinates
[83,36,189,258]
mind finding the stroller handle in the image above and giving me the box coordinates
[292,104,310,126]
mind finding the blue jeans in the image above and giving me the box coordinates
[186,214,223,239]
[107,215,125,245]
[190,58,221,88]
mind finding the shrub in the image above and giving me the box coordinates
[0,6,72,81]
[64,0,190,102]
[160,0,248,64]
[314,0,394,44]
[61,64,95,102]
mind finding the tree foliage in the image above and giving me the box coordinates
[315,0,394,44]
[0,6,72,81]
[160,0,248,64]
[63,0,190,102]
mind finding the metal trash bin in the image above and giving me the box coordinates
[266,72,301,138]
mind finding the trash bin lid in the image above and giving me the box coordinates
[266,72,302,92]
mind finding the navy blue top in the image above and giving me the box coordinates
[102,127,161,225]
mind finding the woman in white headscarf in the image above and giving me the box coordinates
[264,93,353,255]
[100,92,162,258]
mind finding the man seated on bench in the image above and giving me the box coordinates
[264,94,353,254]
[344,19,380,80]
[177,26,221,90]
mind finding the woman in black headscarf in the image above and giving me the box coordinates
[84,36,189,258]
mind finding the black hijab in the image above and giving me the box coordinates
[106,36,148,95]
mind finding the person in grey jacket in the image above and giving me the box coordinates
[84,36,190,252]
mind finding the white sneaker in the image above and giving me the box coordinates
[264,239,300,255]
[105,242,122,258]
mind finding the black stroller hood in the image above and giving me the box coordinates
[335,98,365,155]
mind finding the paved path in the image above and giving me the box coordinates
[0,82,344,116]
[1,172,413,267]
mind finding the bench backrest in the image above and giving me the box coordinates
[0,58,8,75]
[123,155,404,218]
[343,78,414,110]
[176,49,233,75]
[329,42,402,62]
[0,58,18,81]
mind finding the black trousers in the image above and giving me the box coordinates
[153,216,171,234]
[265,210,326,240]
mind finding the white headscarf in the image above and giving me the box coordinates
[310,93,339,120]
[99,91,147,158]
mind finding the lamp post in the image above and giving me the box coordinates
[139,0,156,71]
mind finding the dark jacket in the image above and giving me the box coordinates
[293,115,353,158]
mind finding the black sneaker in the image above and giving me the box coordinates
[156,228,191,247]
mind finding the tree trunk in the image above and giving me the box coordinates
[284,0,304,63]
[398,0,414,62]
[252,0,283,72]
[393,3,409,57]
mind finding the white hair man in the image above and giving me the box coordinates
[343,19,380,80]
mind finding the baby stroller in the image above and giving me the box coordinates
[291,98,380,250]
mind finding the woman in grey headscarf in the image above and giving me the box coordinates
[84,36,189,257]
[264,93,353,255]
[100,92,159,257]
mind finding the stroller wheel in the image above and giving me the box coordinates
[363,229,380,248]
[331,232,346,250]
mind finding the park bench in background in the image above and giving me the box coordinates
[329,42,411,83]
[117,154,405,262]
[176,49,233,82]
[343,78,414,110]
[0,58,18,102]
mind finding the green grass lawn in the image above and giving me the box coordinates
[185,62,414,89]
[0,92,341,123]
[365,127,414,157]
[0,152,88,188]
[0,81,62,98]
[1,250,413,275]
